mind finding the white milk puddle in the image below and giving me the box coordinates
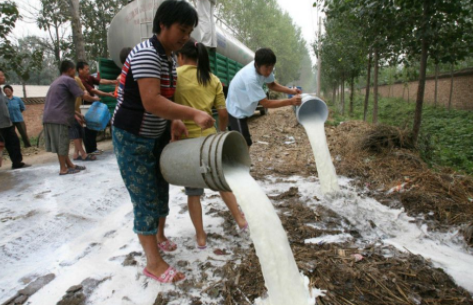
[302,121,339,194]
[225,167,316,305]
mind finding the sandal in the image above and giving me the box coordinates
[157,240,177,252]
[89,150,103,155]
[238,223,250,238]
[74,155,96,161]
[143,267,185,283]
[59,168,81,176]
[72,165,86,171]
[196,243,207,250]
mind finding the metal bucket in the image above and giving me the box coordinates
[160,131,250,192]
[294,94,328,124]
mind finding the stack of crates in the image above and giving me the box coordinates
[208,49,244,88]
[98,58,122,116]
[208,49,244,130]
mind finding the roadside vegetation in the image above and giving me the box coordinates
[326,95,473,175]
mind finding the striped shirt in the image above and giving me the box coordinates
[112,35,177,138]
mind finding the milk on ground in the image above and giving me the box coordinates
[225,167,312,305]
[302,121,340,194]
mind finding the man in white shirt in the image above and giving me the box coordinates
[226,48,302,147]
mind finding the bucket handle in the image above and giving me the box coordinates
[199,133,228,191]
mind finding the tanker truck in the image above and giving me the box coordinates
[100,0,267,115]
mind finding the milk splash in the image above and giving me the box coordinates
[302,121,339,194]
[225,166,314,305]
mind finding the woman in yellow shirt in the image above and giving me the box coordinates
[174,39,248,249]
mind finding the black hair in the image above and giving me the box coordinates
[60,60,76,74]
[255,48,277,67]
[76,61,89,72]
[176,39,211,87]
[119,47,132,65]
[0,68,3,73]
[3,85,13,92]
[152,0,198,34]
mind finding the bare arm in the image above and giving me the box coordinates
[217,108,228,132]
[267,82,301,95]
[99,79,118,85]
[90,88,114,98]
[259,96,301,109]
[82,90,100,103]
[138,78,214,128]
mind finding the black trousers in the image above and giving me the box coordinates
[228,113,253,147]
[83,127,98,153]
[13,122,31,147]
[0,125,23,167]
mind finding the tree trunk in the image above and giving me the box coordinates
[373,48,379,124]
[349,76,355,116]
[407,84,410,103]
[434,63,439,107]
[22,82,27,98]
[448,64,454,111]
[332,86,336,105]
[68,0,86,61]
[413,2,429,145]
[54,22,61,72]
[363,52,372,122]
[341,75,345,115]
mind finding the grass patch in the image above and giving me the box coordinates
[326,95,473,174]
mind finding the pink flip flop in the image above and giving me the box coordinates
[196,243,207,250]
[239,223,250,238]
[143,267,185,283]
[157,240,177,252]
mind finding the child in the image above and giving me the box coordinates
[174,39,249,249]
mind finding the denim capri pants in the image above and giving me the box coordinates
[113,125,170,235]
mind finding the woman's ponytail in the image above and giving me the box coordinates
[177,39,211,87]
[195,42,211,87]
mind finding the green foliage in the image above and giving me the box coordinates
[0,1,44,87]
[81,0,128,59]
[321,0,473,143]
[0,1,20,65]
[327,95,473,174]
[216,0,309,85]
[37,0,72,70]
[0,36,58,85]
[0,1,19,42]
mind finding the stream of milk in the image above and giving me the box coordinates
[225,167,314,305]
[302,121,340,194]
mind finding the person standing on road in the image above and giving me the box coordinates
[70,76,100,161]
[77,61,117,156]
[3,85,31,148]
[174,39,249,249]
[0,68,30,170]
[42,60,89,175]
[112,0,214,284]
[226,48,302,147]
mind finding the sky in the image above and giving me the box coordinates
[276,0,322,61]
[12,0,322,61]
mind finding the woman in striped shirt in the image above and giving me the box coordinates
[112,0,215,283]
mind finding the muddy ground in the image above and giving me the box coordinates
[2,107,473,305]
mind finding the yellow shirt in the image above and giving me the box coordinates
[74,77,86,112]
[175,65,226,139]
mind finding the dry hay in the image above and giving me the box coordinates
[282,195,473,305]
[358,124,415,153]
[330,120,473,228]
[211,196,473,305]
[247,108,473,231]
